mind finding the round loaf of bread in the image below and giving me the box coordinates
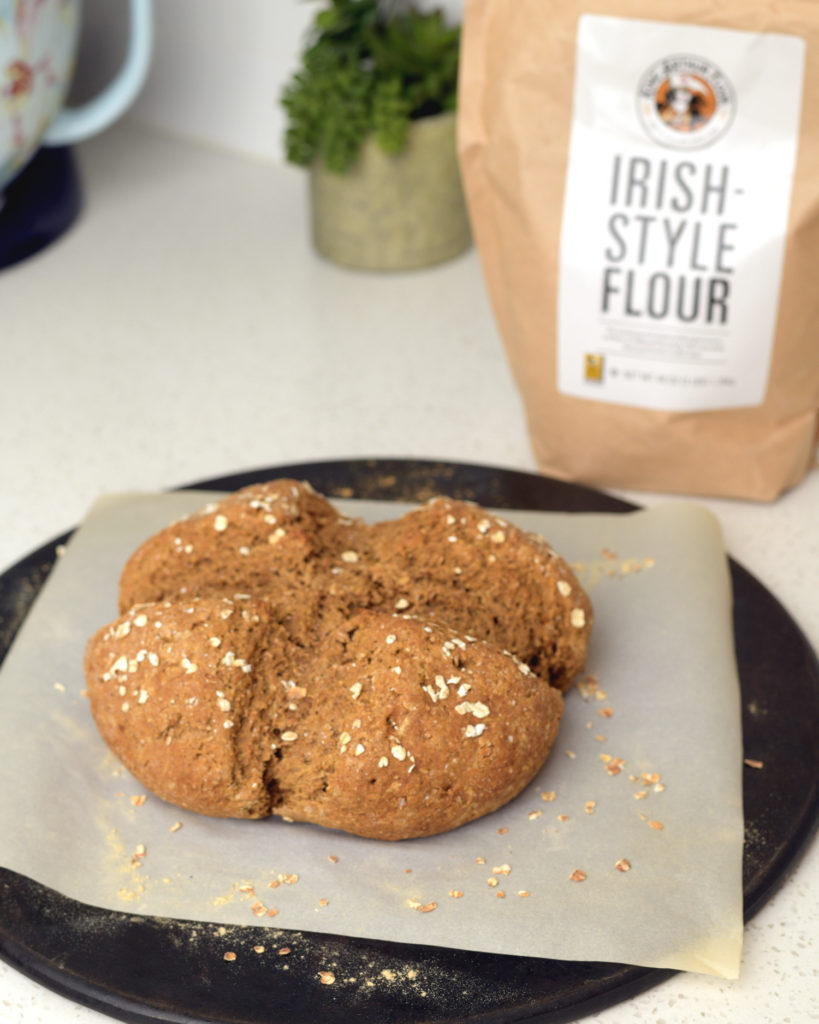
[84,600,563,839]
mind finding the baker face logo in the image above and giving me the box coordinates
[637,55,735,149]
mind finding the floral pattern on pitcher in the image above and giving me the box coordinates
[1,0,79,187]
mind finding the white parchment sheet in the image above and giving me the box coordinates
[0,493,744,977]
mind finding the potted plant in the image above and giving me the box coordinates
[281,0,471,271]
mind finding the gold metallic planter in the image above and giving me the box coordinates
[310,110,472,271]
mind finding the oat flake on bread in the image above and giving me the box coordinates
[458,0,819,499]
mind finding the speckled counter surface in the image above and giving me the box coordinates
[0,123,816,1023]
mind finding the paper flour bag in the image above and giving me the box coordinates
[458,0,819,499]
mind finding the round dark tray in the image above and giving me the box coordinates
[1,459,817,1023]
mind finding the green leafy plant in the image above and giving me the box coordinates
[282,0,460,173]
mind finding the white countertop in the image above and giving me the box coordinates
[0,122,817,1023]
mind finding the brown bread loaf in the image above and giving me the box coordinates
[84,481,590,839]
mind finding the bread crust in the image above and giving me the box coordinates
[117,481,591,691]
[85,603,563,838]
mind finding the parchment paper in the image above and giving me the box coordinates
[0,493,744,977]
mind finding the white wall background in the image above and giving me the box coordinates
[72,0,465,164]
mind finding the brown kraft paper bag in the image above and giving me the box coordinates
[457,0,819,500]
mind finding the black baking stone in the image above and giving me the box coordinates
[1,459,817,1023]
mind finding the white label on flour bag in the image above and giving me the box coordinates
[557,16,805,412]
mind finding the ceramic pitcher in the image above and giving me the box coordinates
[1,0,152,191]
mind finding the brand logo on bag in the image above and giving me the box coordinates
[637,55,735,149]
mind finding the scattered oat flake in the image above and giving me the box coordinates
[557,813,569,822]
[570,869,587,882]
[615,859,632,872]
[328,855,339,863]
[518,890,530,898]
[497,827,508,835]
[585,801,596,814]
[53,682,66,693]
[492,864,511,875]
[253,945,265,954]
[649,820,664,830]
[744,758,764,769]
[130,794,147,807]
[634,790,648,800]
[475,856,486,864]
[528,810,543,820]
[487,877,499,887]
[278,947,291,956]
[318,898,329,907]
[267,908,279,917]
[577,676,599,699]
[449,889,464,899]
[318,971,336,985]
[223,951,237,962]
[541,790,557,802]
[496,890,506,899]
[417,902,437,913]
[565,749,576,759]
[599,707,614,718]
[250,902,267,917]
[169,821,183,832]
